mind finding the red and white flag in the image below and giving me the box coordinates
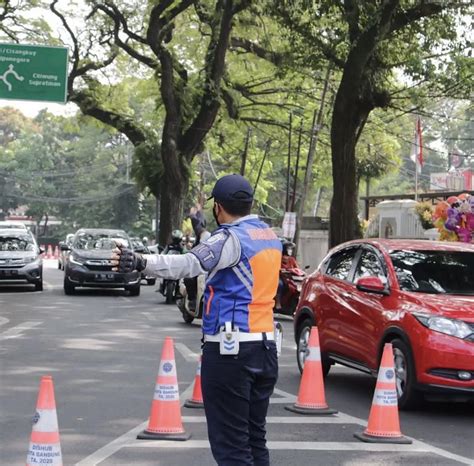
[410,117,423,173]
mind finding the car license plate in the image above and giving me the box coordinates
[0,269,17,277]
[95,273,114,281]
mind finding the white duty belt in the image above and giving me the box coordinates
[204,331,275,342]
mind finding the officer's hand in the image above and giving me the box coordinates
[111,242,147,273]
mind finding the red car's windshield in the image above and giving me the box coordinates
[389,249,474,296]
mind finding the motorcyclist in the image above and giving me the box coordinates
[158,229,186,299]
[162,229,186,254]
[281,240,298,269]
[275,240,299,311]
[184,204,211,311]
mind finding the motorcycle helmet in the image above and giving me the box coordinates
[282,240,295,256]
[171,229,183,245]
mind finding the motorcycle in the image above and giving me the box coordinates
[158,248,182,304]
[176,274,205,323]
[275,266,307,316]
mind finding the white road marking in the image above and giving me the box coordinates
[270,387,296,404]
[141,312,157,321]
[131,440,427,452]
[0,321,41,340]
[73,381,474,466]
[74,384,194,466]
[273,388,474,466]
[175,342,200,362]
[0,317,9,327]
[60,338,115,350]
[181,414,356,424]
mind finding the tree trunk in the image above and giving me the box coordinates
[159,172,188,246]
[329,78,368,248]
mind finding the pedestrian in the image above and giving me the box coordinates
[112,174,282,466]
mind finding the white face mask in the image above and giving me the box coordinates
[286,248,293,256]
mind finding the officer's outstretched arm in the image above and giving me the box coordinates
[144,252,205,279]
[112,243,205,279]
[112,230,240,279]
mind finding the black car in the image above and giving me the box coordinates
[62,228,141,296]
[0,228,43,291]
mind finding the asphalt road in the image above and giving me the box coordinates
[0,260,473,466]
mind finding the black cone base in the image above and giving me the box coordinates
[354,432,412,444]
[184,399,204,409]
[285,404,337,415]
[137,429,191,441]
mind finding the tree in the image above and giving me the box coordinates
[0,108,138,233]
[42,0,251,245]
[273,1,472,246]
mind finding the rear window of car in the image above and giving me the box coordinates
[389,249,474,295]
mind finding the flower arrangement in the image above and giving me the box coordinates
[432,194,474,243]
[414,202,434,230]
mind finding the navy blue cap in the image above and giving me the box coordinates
[209,174,254,203]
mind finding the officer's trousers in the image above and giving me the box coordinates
[201,340,278,466]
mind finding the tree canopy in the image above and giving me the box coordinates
[0,0,471,247]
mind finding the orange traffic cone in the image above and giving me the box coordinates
[285,326,337,415]
[137,337,190,440]
[184,355,204,409]
[53,246,59,260]
[46,245,53,259]
[354,343,412,444]
[26,375,63,466]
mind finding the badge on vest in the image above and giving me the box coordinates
[220,322,239,355]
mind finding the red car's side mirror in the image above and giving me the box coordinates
[356,276,389,295]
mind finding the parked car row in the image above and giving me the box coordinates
[0,225,160,295]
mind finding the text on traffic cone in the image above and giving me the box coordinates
[26,375,63,466]
[285,326,336,415]
[354,343,411,444]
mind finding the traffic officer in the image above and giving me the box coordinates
[112,174,282,466]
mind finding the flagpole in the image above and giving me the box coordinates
[415,162,418,202]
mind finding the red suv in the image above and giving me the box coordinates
[294,239,474,409]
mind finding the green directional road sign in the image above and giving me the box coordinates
[0,43,68,104]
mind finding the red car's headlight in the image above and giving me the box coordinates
[413,312,473,340]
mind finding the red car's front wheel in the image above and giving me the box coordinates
[391,338,423,410]
[296,318,331,377]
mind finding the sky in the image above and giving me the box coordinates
[2,99,76,118]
